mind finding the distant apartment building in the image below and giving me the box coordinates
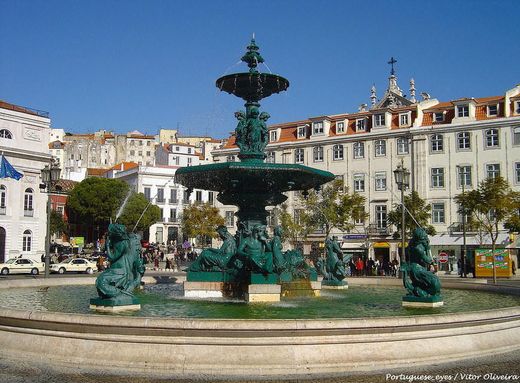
[212,72,520,271]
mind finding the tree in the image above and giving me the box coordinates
[181,203,225,247]
[67,177,129,236]
[388,190,435,239]
[50,210,68,236]
[117,193,161,235]
[455,176,518,283]
[271,204,314,249]
[297,178,367,239]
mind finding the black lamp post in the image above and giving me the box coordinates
[393,159,410,270]
[41,160,61,278]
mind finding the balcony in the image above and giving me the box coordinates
[169,199,178,204]
[168,217,179,223]
[182,199,190,205]
[367,224,390,237]
[155,198,165,204]
[24,209,34,217]
[448,222,480,235]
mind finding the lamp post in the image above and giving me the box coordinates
[41,160,61,278]
[456,166,467,278]
[393,159,410,270]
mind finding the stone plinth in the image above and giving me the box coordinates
[282,280,321,297]
[402,295,444,308]
[245,283,281,302]
[89,303,141,313]
[89,296,141,312]
[184,281,225,298]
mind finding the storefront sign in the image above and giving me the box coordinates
[343,234,367,240]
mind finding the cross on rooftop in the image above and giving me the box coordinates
[388,57,397,76]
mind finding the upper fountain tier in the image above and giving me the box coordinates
[215,38,289,102]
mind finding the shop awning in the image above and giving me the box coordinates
[373,242,390,248]
[429,233,511,247]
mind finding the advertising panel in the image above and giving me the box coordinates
[474,249,512,278]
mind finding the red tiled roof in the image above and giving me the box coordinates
[0,100,47,117]
[87,168,108,176]
[108,162,139,171]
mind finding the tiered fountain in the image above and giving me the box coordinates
[175,38,335,301]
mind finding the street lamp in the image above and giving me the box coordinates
[41,160,61,278]
[393,159,410,269]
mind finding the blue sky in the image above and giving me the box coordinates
[1,0,519,138]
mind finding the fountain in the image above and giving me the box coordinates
[0,39,520,381]
[175,37,334,301]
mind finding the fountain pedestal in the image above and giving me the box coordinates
[245,283,281,302]
[89,297,141,313]
[402,295,444,308]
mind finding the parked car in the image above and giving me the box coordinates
[49,258,96,274]
[0,258,45,275]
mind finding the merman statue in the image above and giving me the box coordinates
[187,225,237,272]
[237,224,273,274]
[315,236,349,285]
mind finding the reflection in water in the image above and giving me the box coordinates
[1,284,519,319]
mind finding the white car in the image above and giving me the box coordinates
[0,258,45,276]
[50,258,96,274]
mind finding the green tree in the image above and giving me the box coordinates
[455,176,518,283]
[271,204,313,249]
[67,177,129,234]
[117,193,161,235]
[388,191,436,239]
[181,203,225,247]
[297,178,367,239]
[50,210,68,236]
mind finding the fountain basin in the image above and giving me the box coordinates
[1,277,519,380]
[216,72,289,102]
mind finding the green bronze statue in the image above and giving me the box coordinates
[237,224,273,275]
[188,225,237,272]
[315,236,349,284]
[93,223,144,306]
[403,228,441,298]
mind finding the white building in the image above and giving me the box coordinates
[0,100,52,262]
[212,75,520,270]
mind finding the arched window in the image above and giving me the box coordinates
[0,129,12,139]
[332,144,344,161]
[22,230,32,251]
[24,188,33,216]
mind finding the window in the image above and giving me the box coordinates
[22,230,32,252]
[457,166,472,188]
[457,104,469,117]
[397,137,409,154]
[516,101,520,115]
[431,134,443,152]
[156,188,164,203]
[457,132,471,150]
[144,187,151,201]
[138,151,142,156]
[431,203,445,224]
[225,211,235,227]
[353,174,365,192]
[486,164,500,179]
[146,151,151,156]
[485,129,499,147]
[297,126,307,138]
[187,157,192,166]
[130,150,135,156]
[0,185,6,208]
[487,104,498,117]
[196,191,202,202]
[375,205,387,229]
[187,148,192,154]
[353,142,364,159]
[208,191,214,204]
[336,121,345,134]
[356,119,366,132]
[156,227,163,243]
[332,144,344,161]
[374,114,385,127]
[0,129,12,139]
[294,209,304,225]
[399,113,409,126]
[226,155,235,162]
[183,189,190,203]
[431,168,445,188]
[139,141,143,146]
[269,130,277,142]
[266,151,276,163]
[513,127,520,146]
[374,140,386,157]
[375,172,387,191]
[312,121,324,135]
[147,141,151,146]
[294,148,304,164]
[515,163,520,184]
[170,189,177,203]
[313,146,324,162]
[24,188,33,216]
[434,112,444,122]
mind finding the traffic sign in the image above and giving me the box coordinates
[438,252,449,263]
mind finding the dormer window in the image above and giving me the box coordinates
[297,126,307,139]
[515,101,520,115]
[457,104,469,117]
[374,114,385,127]
[336,121,345,134]
[399,113,410,127]
[356,119,366,132]
[487,104,498,117]
[269,130,278,142]
[312,121,324,135]
[434,112,444,122]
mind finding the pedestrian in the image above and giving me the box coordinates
[154,256,159,270]
[355,257,364,276]
[457,258,463,277]
[512,260,516,276]
[165,258,172,271]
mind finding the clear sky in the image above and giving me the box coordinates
[1,0,519,138]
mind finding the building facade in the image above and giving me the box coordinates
[0,100,52,262]
[212,77,520,270]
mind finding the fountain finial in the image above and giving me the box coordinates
[241,37,264,73]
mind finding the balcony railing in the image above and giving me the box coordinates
[367,224,390,236]
[24,209,34,217]
[168,217,179,223]
[448,222,480,235]
[156,198,165,204]
[169,199,178,204]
